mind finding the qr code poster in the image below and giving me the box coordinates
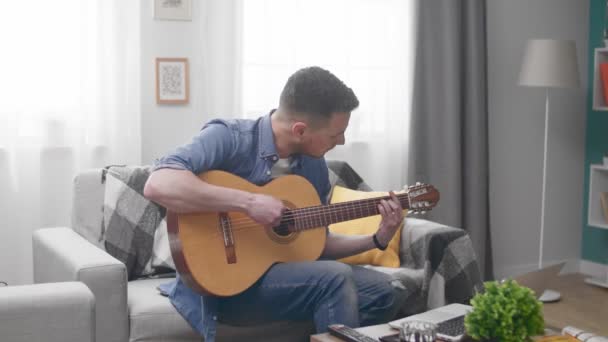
[156,58,189,104]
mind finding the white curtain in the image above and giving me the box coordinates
[0,1,141,285]
[240,0,415,191]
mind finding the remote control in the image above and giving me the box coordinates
[328,324,378,342]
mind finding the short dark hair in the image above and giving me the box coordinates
[279,66,359,121]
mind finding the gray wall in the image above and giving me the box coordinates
[487,0,588,278]
[139,0,590,278]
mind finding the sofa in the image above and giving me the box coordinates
[0,281,95,342]
[32,161,482,342]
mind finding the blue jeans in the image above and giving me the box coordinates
[217,260,403,332]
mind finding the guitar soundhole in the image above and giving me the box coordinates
[266,207,299,243]
[273,208,296,236]
[273,222,291,236]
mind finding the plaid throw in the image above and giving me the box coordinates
[326,160,372,191]
[398,220,483,313]
[102,165,170,280]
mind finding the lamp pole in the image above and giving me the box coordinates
[539,89,550,269]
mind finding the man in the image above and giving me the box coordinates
[144,66,405,341]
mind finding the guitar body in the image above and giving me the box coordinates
[167,170,327,297]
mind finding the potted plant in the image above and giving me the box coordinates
[464,280,544,342]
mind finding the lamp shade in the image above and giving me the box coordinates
[519,39,580,88]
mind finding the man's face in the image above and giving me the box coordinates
[300,112,350,158]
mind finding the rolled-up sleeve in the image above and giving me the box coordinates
[152,122,234,174]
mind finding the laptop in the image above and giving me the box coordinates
[388,303,472,341]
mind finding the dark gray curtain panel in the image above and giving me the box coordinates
[408,0,493,280]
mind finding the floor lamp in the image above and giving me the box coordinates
[518,39,580,302]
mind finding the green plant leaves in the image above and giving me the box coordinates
[464,280,544,342]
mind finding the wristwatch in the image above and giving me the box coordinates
[372,233,387,251]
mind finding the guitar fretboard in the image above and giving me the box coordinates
[288,193,410,231]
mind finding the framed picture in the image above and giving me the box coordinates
[156,58,189,105]
[154,0,192,21]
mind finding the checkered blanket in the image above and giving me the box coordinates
[102,165,174,280]
[327,160,372,192]
[398,220,483,313]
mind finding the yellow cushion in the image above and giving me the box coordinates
[328,185,407,268]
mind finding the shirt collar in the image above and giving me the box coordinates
[258,110,304,169]
[258,110,279,160]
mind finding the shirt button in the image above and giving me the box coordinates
[266,170,271,175]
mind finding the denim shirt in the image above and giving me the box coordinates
[153,112,331,342]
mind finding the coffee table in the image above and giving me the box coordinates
[310,323,397,342]
[310,324,560,342]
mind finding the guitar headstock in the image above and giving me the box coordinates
[405,183,440,214]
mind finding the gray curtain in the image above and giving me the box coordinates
[408,0,493,280]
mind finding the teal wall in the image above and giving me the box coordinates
[583,0,608,265]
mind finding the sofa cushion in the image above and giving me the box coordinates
[329,185,406,268]
[128,278,316,342]
[127,278,200,342]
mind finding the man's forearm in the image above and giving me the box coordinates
[320,231,377,260]
[143,168,253,214]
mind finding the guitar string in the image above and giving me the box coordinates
[206,198,413,232]
[205,194,414,232]
[206,208,412,240]
[205,200,414,238]
[218,193,411,225]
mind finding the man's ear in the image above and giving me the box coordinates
[291,121,308,139]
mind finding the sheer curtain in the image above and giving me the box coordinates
[0,1,141,285]
[240,0,415,191]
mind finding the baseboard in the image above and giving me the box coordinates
[494,258,580,280]
[580,259,608,280]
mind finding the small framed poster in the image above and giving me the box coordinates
[154,0,192,21]
[156,58,189,105]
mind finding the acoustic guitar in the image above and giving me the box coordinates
[167,170,439,297]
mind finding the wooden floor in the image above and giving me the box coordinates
[515,265,608,336]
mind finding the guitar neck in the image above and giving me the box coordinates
[287,193,409,231]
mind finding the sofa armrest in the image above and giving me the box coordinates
[399,218,482,309]
[33,227,128,342]
[0,282,95,342]
[400,218,465,265]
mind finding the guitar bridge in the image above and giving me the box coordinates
[219,213,236,264]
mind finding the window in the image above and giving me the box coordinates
[241,0,415,190]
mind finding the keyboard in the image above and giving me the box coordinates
[437,315,466,337]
